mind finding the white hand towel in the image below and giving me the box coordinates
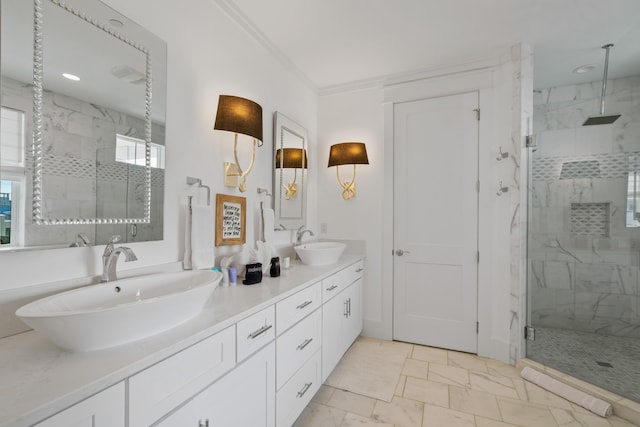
[183,203,193,270]
[262,208,275,243]
[190,204,215,270]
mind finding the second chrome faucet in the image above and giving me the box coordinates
[295,225,314,245]
[102,235,137,282]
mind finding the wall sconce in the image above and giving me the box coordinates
[275,148,307,200]
[214,95,263,192]
[327,142,369,200]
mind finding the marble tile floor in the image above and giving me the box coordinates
[293,337,639,427]
[527,326,640,403]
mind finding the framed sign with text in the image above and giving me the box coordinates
[215,193,246,246]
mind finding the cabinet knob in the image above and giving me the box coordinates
[199,419,210,427]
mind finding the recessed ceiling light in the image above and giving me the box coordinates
[108,19,124,28]
[62,73,80,81]
[573,64,596,74]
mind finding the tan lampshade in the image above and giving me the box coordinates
[275,148,308,169]
[327,142,369,167]
[214,95,263,143]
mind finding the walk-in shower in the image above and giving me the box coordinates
[527,71,640,402]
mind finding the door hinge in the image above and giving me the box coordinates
[524,325,536,341]
[476,180,480,193]
[473,108,480,120]
[476,322,479,334]
[476,251,480,263]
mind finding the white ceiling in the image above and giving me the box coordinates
[220,0,640,91]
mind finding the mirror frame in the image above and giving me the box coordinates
[31,0,152,225]
[273,112,307,230]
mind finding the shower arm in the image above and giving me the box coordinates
[599,44,613,116]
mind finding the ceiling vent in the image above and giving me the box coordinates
[110,65,146,85]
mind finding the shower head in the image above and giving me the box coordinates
[583,44,621,126]
[583,114,621,126]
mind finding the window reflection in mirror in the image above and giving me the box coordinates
[0,106,26,247]
[626,154,640,227]
[0,0,167,250]
[273,112,308,230]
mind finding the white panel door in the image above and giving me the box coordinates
[393,91,479,353]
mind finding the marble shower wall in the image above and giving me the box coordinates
[530,74,640,338]
[1,77,164,246]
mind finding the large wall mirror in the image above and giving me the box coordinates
[273,112,307,230]
[0,0,167,250]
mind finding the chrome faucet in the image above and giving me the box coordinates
[69,233,91,247]
[102,235,137,282]
[295,225,314,245]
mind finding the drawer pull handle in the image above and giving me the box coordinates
[326,284,338,291]
[297,382,313,398]
[296,300,313,310]
[297,338,313,351]
[356,268,364,272]
[248,324,273,340]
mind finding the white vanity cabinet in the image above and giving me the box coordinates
[157,342,275,427]
[34,382,125,427]
[275,283,323,427]
[322,264,363,382]
[5,256,365,427]
[129,326,236,427]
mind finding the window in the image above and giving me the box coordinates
[115,134,165,169]
[1,107,25,168]
[0,106,26,246]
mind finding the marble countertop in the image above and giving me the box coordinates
[0,255,363,427]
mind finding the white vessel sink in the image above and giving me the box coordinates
[15,270,222,352]
[294,241,346,266]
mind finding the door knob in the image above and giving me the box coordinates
[395,249,410,256]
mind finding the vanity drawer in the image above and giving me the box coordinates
[276,309,321,390]
[35,382,124,427]
[276,349,321,427]
[128,325,236,427]
[322,261,364,302]
[237,305,276,362]
[276,282,321,335]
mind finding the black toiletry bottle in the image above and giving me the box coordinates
[270,257,280,277]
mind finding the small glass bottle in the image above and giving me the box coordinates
[269,257,280,277]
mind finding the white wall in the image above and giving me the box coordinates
[317,46,532,363]
[0,0,318,337]
[317,87,387,337]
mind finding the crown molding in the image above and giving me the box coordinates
[319,56,503,96]
[211,0,318,93]
[209,2,507,97]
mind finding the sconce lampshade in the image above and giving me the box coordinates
[275,148,308,169]
[327,142,369,167]
[214,95,263,144]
